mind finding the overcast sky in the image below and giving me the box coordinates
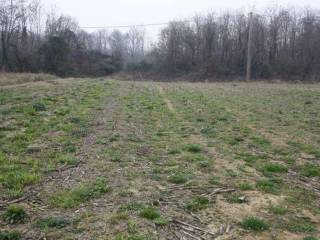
[43,0,320,41]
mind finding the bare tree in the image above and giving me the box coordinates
[0,0,25,71]
[126,26,145,65]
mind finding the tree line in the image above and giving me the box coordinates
[151,8,320,81]
[0,0,146,77]
[1,0,320,81]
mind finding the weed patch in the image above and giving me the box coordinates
[36,217,71,229]
[51,178,110,208]
[260,163,288,174]
[168,173,189,184]
[238,182,254,191]
[285,218,316,233]
[0,231,21,240]
[269,205,289,215]
[139,207,160,220]
[185,144,203,153]
[300,163,320,177]
[240,217,269,232]
[3,205,28,224]
[185,196,210,212]
[256,178,283,195]
[225,193,247,204]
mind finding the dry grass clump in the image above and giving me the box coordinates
[0,73,57,86]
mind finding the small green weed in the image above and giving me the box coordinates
[288,142,320,158]
[168,149,181,155]
[168,173,189,184]
[3,205,28,224]
[240,217,269,232]
[225,193,247,204]
[236,152,261,163]
[269,205,289,215]
[51,178,109,208]
[121,202,146,212]
[303,237,318,240]
[139,207,160,220]
[185,196,210,212]
[300,163,320,177]
[36,217,70,229]
[58,154,79,166]
[238,182,254,191]
[250,136,271,149]
[127,219,137,233]
[260,163,288,174]
[209,176,221,185]
[0,231,21,240]
[32,102,46,112]
[153,216,169,226]
[185,144,203,153]
[256,178,282,195]
[285,218,316,233]
[183,154,208,163]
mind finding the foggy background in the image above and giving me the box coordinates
[44,0,320,42]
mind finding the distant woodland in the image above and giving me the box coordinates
[1,0,320,80]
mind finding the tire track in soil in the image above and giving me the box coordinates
[156,84,233,239]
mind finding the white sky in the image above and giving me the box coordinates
[43,0,320,42]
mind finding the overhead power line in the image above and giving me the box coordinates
[81,22,170,29]
[80,20,192,29]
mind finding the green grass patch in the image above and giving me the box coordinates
[285,218,316,233]
[256,178,283,195]
[35,217,71,229]
[236,152,262,163]
[139,207,160,220]
[32,102,46,112]
[121,202,146,212]
[168,173,189,184]
[225,193,247,204]
[260,163,288,174]
[303,237,318,240]
[0,231,21,240]
[185,196,210,212]
[58,154,79,166]
[250,136,271,149]
[183,154,208,163]
[3,205,28,224]
[168,149,181,155]
[209,176,221,186]
[185,144,203,153]
[153,216,169,226]
[0,169,39,198]
[51,177,110,208]
[224,135,245,146]
[269,205,289,215]
[238,182,254,191]
[288,142,320,158]
[240,217,269,232]
[300,163,320,177]
[0,80,114,201]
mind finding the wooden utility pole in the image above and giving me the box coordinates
[246,12,253,81]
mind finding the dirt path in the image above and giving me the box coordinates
[158,85,176,114]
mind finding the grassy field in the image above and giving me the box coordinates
[0,77,319,240]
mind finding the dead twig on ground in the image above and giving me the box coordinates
[0,196,28,209]
[173,219,218,237]
[181,230,204,240]
[287,170,320,195]
[202,188,236,197]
